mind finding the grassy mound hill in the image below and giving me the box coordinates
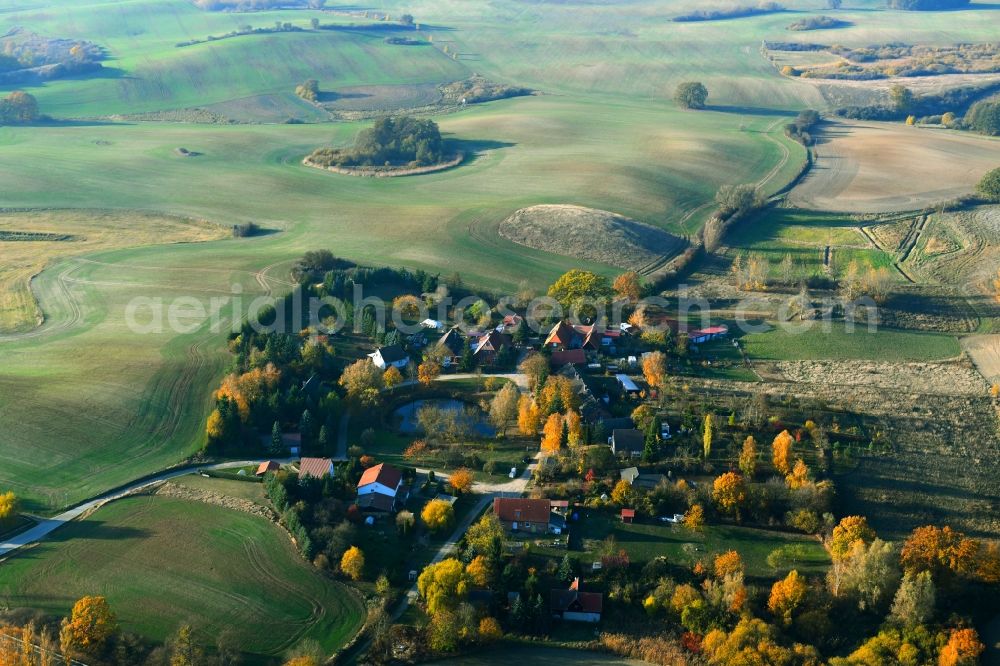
[499,204,686,272]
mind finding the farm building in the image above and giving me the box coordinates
[255,460,280,476]
[493,497,551,534]
[368,345,409,370]
[298,457,335,480]
[551,578,603,623]
[609,429,643,457]
[687,325,729,345]
[615,374,641,396]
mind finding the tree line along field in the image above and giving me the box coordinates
[0,494,365,658]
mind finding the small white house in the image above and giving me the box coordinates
[368,345,409,370]
[357,463,404,499]
[420,319,444,330]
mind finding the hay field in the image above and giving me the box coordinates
[789,121,1000,212]
[0,495,364,658]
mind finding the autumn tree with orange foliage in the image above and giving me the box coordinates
[215,363,281,421]
[768,570,807,626]
[684,504,705,530]
[59,596,117,655]
[541,412,564,453]
[383,365,404,389]
[641,351,668,389]
[771,430,794,475]
[900,525,979,579]
[830,515,876,561]
[786,458,810,489]
[712,472,747,516]
[517,396,542,435]
[466,555,491,587]
[417,359,441,386]
[613,271,642,302]
[449,468,474,494]
[939,628,985,666]
[714,550,744,578]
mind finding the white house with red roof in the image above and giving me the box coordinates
[357,462,404,509]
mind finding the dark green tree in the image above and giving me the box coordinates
[674,82,708,109]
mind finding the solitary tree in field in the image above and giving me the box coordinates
[60,596,117,655]
[674,81,709,110]
[702,412,714,458]
[889,84,914,114]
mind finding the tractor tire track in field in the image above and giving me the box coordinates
[755,117,793,193]
[229,528,330,655]
[0,264,85,343]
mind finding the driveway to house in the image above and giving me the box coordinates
[0,458,291,558]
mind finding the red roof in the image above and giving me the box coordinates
[358,462,403,490]
[621,508,636,518]
[690,325,729,336]
[256,460,280,476]
[550,349,586,367]
[544,321,577,347]
[298,457,333,479]
[493,497,551,524]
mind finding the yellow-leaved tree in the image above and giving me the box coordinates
[771,430,794,475]
[340,546,365,581]
[0,491,19,523]
[421,499,455,534]
[768,570,807,626]
[540,412,564,453]
[417,558,470,615]
[517,396,542,436]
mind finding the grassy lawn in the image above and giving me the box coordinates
[0,495,363,660]
[727,209,896,280]
[531,511,829,580]
[742,324,961,362]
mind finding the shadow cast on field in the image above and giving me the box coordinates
[706,104,798,118]
[46,520,152,543]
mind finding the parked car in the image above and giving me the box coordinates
[659,513,686,524]
[509,467,518,479]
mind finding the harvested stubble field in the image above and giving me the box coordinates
[0,495,365,657]
[789,121,1000,212]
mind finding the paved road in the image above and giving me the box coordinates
[0,458,291,558]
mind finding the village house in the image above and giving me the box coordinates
[620,466,668,490]
[550,578,603,623]
[549,348,586,368]
[356,463,404,513]
[435,327,468,367]
[615,374,642,397]
[609,428,643,457]
[493,497,552,534]
[472,330,513,366]
[298,457,335,480]
[544,321,615,353]
[368,344,409,370]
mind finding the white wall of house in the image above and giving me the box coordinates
[358,481,399,497]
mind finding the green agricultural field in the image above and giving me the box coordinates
[0,495,364,659]
[742,324,961,361]
[726,209,897,280]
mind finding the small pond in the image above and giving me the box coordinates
[393,399,495,438]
